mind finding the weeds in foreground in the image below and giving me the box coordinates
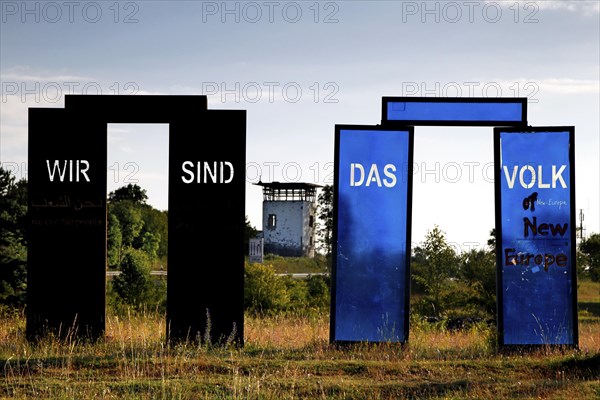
[1,310,598,399]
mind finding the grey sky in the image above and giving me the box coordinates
[1,0,598,248]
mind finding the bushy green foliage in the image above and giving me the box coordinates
[112,248,151,305]
[140,231,160,262]
[580,233,600,282]
[306,274,330,309]
[111,248,165,312]
[281,276,308,310]
[412,226,498,322]
[135,205,168,259]
[458,248,497,316]
[108,183,148,203]
[107,185,169,268]
[244,262,330,315]
[110,201,144,248]
[0,167,27,308]
[411,225,459,316]
[244,263,290,313]
[107,213,122,267]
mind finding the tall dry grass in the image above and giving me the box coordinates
[1,309,598,399]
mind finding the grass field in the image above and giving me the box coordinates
[1,280,598,399]
[260,254,330,275]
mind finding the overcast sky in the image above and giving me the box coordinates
[1,0,598,250]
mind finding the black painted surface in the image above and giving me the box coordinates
[167,110,246,346]
[64,95,207,122]
[27,108,107,340]
[27,96,246,345]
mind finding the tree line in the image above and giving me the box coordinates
[1,167,599,318]
[314,184,600,325]
[105,184,167,311]
[0,167,260,313]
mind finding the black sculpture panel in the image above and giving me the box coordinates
[27,95,245,345]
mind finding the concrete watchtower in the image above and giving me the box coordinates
[255,181,322,258]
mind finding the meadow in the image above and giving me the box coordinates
[1,280,598,399]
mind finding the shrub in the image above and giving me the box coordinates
[244,262,290,314]
[306,274,330,309]
[111,248,165,312]
[244,262,331,315]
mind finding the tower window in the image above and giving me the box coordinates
[268,214,277,229]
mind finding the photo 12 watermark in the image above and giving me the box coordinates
[201,81,340,104]
[246,161,334,185]
[1,1,140,23]
[200,1,340,23]
[412,161,495,184]
[399,81,540,103]
[400,1,539,23]
[1,81,140,103]
[108,162,139,185]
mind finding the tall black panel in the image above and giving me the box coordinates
[167,110,246,345]
[27,108,107,340]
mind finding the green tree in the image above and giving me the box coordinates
[137,205,168,259]
[316,185,333,257]
[108,183,148,204]
[141,231,160,263]
[576,247,589,278]
[107,213,122,268]
[110,201,144,249]
[112,248,154,308]
[244,262,289,314]
[306,274,330,309]
[0,167,27,308]
[108,185,168,264]
[579,233,600,282]
[412,225,458,316]
[282,276,309,310]
[459,248,496,316]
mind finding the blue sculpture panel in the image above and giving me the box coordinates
[332,126,412,343]
[496,128,577,346]
[383,97,526,126]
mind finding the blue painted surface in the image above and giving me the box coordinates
[499,130,574,345]
[335,129,410,342]
[387,101,523,122]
